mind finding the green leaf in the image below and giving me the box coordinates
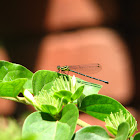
[115,122,129,140]
[76,79,102,107]
[40,104,58,115]
[22,135,37,140]
[0,78,27,97]
[0,117,22,140]
[22,111,70,140]
[71,85,84,101]
[32,70,60,95]
[134,132,140,140]
[77,78,102,95]
[74,126,109,140]
[0,60,33,92]
[130,137,134,140]
[60,104,79,139]
[41,81,54,92]
[106,125,117,136]
[54,90,72,104]
[79,94,127,121]
[77,94,85,108]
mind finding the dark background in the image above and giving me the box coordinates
[0,0,140,110]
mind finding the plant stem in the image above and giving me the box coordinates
[77,119,90,127]
[1,96,31,105]
[1,97,19,102]
[15,96,31,105]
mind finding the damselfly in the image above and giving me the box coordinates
[57,64,109,84]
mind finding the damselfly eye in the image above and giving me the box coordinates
[57,66,60,69]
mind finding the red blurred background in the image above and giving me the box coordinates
[0,0,140,132]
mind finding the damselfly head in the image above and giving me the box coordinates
[57,65,61,70]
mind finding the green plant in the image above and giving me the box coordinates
[0,117,21,140]
[0,60,139,140]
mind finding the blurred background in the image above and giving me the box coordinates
[0,0,140,132]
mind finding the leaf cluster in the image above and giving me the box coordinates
[0,61,139,140]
